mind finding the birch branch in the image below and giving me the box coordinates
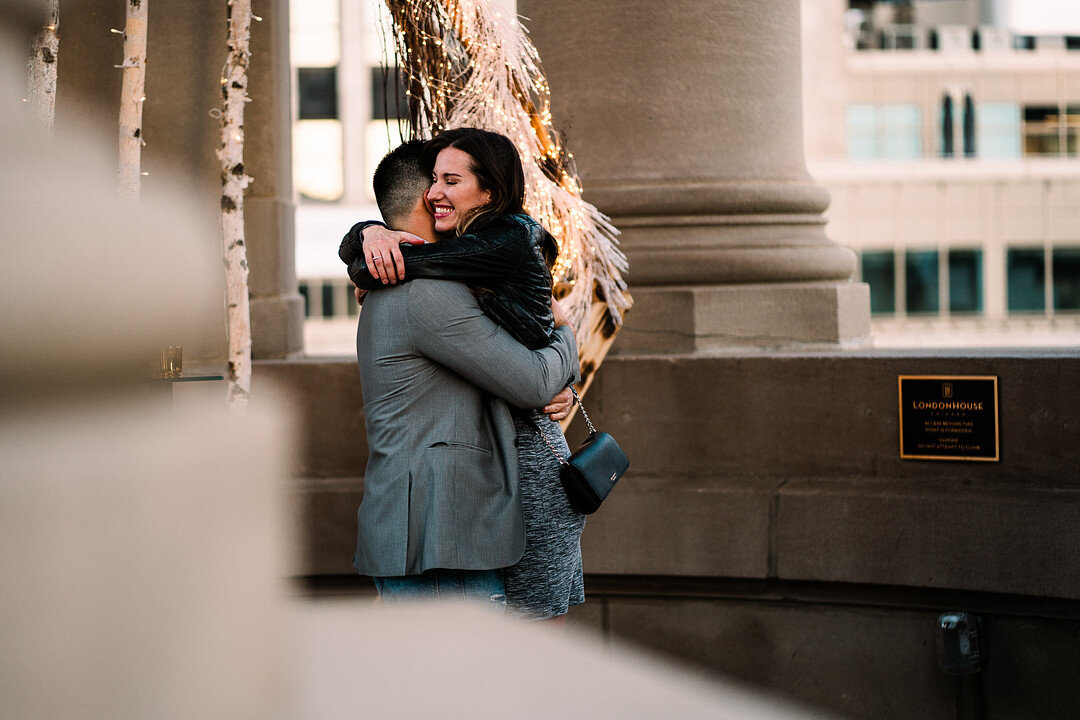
[218,0,255,408]
[27,0,59,132]
[118,0,148,198]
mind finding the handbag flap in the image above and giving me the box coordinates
[568,432,629,500]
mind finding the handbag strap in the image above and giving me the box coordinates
[570,386,597,435]
[532,386,595,466]
[534,415,569,467]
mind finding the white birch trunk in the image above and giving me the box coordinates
[117,0,148,198]
[218,0,254,408]
[27,0,59,132]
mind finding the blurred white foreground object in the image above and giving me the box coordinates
[290,601,837,720]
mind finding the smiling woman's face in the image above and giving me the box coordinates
[425,147,492,234]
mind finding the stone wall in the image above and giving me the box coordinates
[258,351,1080,720]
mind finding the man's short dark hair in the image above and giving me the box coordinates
[372,139,429,227]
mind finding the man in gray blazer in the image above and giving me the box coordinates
[349,142,579,605]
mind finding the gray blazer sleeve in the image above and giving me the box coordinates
[406,280,579,409]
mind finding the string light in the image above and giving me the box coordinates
[378,0,629,332]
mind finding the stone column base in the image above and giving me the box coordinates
[612,283,872,355]
[251,294,305,359]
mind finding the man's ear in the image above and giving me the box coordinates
[414,195,432,217]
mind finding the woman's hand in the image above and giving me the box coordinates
[543,386,574,422]
[363,225,427,285]
[354,284,367,305]
[551,296,569,328]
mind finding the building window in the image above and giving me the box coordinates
[1007,248,1046,312]
[861,251,896,314]
[293,120,344,201]
[298,67,338,120]
[846,104,921,160]
[1068,105,1080,156]
[371,66,410,121]
[962,94,976,157]
[320,283,335,319]
[298,282,311,317]
[295,66,344,201]
[882,24,919,50]
[948,249,983,314]
[905,250,939,314]
[977,103,1021,159]
[1053,247,1080,311]
[940,95,954,157]
[940,94,977,158]
[847,105,878,160]
[1023,105,1079,157]
[346,288,360,317]
[883,104,922,159]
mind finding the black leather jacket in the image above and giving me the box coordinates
[339,213,557,350]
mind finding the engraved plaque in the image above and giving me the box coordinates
[899,376,999,462]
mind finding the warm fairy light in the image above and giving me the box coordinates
[382,0,628,333]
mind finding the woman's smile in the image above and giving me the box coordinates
[426,146,491,233]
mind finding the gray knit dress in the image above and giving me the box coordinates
[503,407,586,620]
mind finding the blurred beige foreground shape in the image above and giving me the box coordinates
[290,601,837,720]
[0,3,834,718]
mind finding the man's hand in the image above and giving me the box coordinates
[362,225,426,285]
[551,296,569,328]
[543,386,574,422]
[354,284,367,305]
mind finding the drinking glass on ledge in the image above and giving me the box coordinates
[160,346,183,379]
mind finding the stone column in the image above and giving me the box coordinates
[519,0,870,354]
[245,0,304,359]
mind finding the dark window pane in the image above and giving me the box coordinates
[861,251,895,314]
[1068,105,1080,157]
[298,67,338,120]
[905,250,940,314]
[371,66,410,120]
[948,249,983,313]
[1007,248,1046,312]
[1024,106,1056,122]
[1024,105,1063,156]
[346,285,360,317]
[298,282,310,317]
[1053,247,1080,310]
[321,283,335,319]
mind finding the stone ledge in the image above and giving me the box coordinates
[262,353,1080,600]
[776,480,1080,600]
[581,475,774,578]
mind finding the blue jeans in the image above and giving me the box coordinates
[373,569,507,612]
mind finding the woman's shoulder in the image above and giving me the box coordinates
[462,213,555,266]
[474,212,533,232]
[487,213,553,244]
[465,213,533,246]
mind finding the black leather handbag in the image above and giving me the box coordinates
[537,388,629,515]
